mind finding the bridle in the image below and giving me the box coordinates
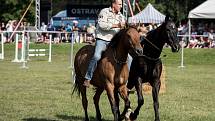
[113,48,128,64]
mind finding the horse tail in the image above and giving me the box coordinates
[71,57,83,97]
[71,74,82,97]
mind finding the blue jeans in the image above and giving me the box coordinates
[85,39,110,80]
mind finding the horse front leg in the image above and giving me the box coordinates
[106,84,119,121]
[80,86,89,121]
[130,77,144,120]
[93,88,104,121]
[151,79,161,121]
[119,85,130,121]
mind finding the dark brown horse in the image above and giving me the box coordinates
[72,27,143,121]
[126,16,180,121]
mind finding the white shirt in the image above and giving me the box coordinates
[95,7,125,41]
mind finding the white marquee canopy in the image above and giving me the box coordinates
[188,0,215,41]
[128,3,165,24]
[188,0,215,19]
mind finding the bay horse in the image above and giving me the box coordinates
[126,16,180,121]
[72,27,143,121]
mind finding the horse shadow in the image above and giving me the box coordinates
[22,118,58,121]
[22,114,112,121]
[56,114,112,121]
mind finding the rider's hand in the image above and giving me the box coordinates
[119,22,126,29]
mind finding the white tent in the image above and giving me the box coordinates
[180,0,215,68]
[188,0,215,19]
[53,10,67,17]
[128,3,165,23]
[188,0,215,42]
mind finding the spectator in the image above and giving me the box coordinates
[1,22,6,31]
[137,24,148,37]
[65,23,72,42]
[47,23,56,43]
[208,29,214,48]
[80,24,87,43]
[40,22,47,42]
[72,21,79,43]
[6,20,14,42]
[86,23,96,43]
[0,22,7,43]
[60,23,66,42]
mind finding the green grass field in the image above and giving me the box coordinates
[0,43,215,121]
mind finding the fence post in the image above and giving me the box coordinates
[12,34,21,62]
[179,42,185,68]
[21,32,25,62]
[20,31,28,69]
[69,33,74,68]
[48,34,52,62]
[0,33,4,60]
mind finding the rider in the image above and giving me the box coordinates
[83,0,126,87]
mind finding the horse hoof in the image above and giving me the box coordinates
[125,108,132,120]
[129,112,137,120]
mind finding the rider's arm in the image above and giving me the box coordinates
[97,8,125,30]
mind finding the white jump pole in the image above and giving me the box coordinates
[69,33,74,68]
[20,31,28,69]
[26,32,30,61]
[0,33,4,60]
[69,33,75,83]
[48,34,52,62]
[21,32,25,62]
[12,34,20,62]
[179,43,185,68]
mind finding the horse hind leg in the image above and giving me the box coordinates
[93,88,104,121]
[80,86,89,121]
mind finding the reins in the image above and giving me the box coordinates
[142,29,168,58]
[142,36,161,52]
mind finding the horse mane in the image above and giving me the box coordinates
[145,22,164,39]
[109,26,137,48]
[109,28,128,48]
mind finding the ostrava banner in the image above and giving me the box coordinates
[67,5,108,18]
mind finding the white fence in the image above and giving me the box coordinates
[0,30,79,69]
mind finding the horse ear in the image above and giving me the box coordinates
[165,14,170,22]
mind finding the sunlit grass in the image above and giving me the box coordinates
[0,44,214,121]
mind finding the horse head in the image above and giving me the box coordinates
[161,15,180,52]
[110,27,143,58]
[125,27,143,58]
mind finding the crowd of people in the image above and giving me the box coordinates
[0,19,215,48]
[178,22,215,48]
[36,21,97,44]
[0,20,96,44]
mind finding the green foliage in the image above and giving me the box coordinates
[134,0,207,23]
[0,0,209,24]
[0,0,35,24]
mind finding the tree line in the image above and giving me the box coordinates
[0,0,206,25]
